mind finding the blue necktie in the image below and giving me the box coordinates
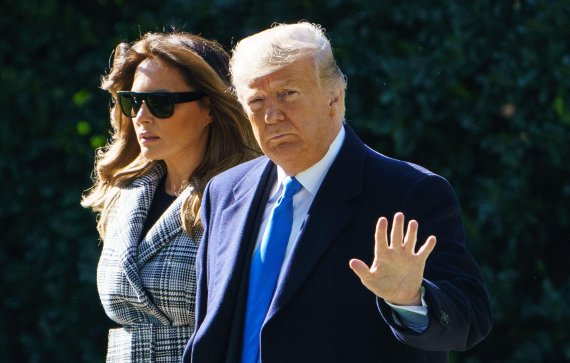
[241,176,303,363]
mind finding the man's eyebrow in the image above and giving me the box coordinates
[249,73,304,88]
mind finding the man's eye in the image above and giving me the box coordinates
[248,98,263,105]
[247,98,264,111]
[281,90,298,99]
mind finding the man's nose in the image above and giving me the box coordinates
[264,99,284,124]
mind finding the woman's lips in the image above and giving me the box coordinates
[139,133,159,144]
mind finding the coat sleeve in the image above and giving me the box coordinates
[377,173,493,351]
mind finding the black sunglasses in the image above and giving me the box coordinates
[116,91,207,119]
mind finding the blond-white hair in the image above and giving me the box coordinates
[230,22,347,118]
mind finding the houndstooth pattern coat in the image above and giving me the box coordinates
[97,162,200,362]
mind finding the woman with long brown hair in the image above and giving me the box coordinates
[81,31,258,362]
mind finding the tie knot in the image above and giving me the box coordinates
[282,176,302,199]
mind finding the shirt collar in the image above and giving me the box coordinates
[275,124,346,196]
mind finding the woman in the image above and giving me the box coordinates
[81,31,259,362]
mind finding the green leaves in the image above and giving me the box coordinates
[76,120,92,135]
[1,1,569,362]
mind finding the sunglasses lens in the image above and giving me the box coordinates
[117,92,180,118]
[146,94,173,118]
[118,93,138,117]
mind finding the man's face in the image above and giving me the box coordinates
[238,57,342,175]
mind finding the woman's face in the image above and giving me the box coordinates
[130,57,211,171]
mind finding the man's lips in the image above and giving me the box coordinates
[267,132,292,142]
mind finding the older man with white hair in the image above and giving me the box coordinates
[183,22,492,363]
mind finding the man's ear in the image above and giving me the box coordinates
[329,88,344,116]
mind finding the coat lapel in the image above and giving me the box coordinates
[266,126,367,320]
[137,187,189,266]
[209,158,275,311]
[114,163,172,323]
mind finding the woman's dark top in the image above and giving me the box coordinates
[141,175,177,238]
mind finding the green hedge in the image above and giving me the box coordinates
[1,1,568,362]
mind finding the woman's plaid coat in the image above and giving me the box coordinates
[97,163,200,362]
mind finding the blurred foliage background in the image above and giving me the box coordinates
[1,1,568,362]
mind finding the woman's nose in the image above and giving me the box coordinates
[133,101,154,123]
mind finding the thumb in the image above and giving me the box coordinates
[349,258,371,280]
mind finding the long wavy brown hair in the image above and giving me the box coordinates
[81,31,259,240]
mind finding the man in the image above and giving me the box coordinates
[184,22,492,363]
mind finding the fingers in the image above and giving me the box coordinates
[390,212,404,248]
[403,219,418,252]
[377,212,436,257]
[374,217,388,256]
[418,235,437,258]
[389,212,419,251]
[349,258,371,281]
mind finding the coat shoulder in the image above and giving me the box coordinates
[210,156,268,187]
[204,155,269,203]
[364,146,441,183]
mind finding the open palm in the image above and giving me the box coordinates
[349,212,437,306]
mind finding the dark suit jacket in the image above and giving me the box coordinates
[184,125,492,363]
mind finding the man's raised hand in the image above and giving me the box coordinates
[349,212,436,306]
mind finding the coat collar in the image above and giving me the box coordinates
[207,158,276,311]
[138,187,191,266]
[266,124,367,321]
[202,125,368,342]
[115,161,168,260]
[210,125,367,325]
[112,161,191,323]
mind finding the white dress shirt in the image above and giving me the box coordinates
[252,125,428,332]
[252,126,346,278]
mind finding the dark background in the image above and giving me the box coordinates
[1,1,569,362]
